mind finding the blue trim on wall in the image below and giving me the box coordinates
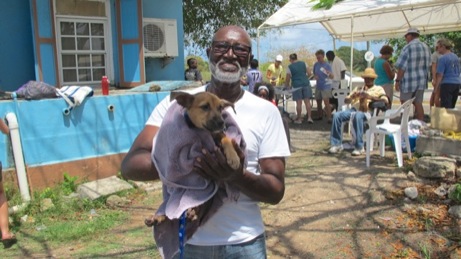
[123,44,142,82]
[121,0,139,39]
[0,92,169,168]
[36,0,52,38]
[40,44,57,86]
[110,0,120,85]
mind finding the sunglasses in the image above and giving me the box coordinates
[212,41,251,57]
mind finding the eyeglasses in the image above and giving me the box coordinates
[212,41,251,57]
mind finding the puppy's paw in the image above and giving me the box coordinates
[144,215,166,227]
[221,137,242,170]
[185,208,198,221]
[225,150,241,170]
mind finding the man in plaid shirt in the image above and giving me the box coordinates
[394,27,431,121]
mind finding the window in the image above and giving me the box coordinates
[55,0,110,85]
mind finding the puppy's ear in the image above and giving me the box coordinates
[171,92,194,109]
[221,99,236,114]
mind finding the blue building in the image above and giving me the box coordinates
[0,0,184,193]
[0,0,184,90]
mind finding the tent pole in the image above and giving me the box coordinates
[332,35,336,51]
[349,15,354,91]
[257,25,263,63]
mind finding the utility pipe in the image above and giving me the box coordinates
[5,113,30,202]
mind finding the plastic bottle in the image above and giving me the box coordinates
[101,76,109,96]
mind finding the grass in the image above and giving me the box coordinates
[2,173,159,258]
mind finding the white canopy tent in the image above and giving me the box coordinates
[258,0,461,87]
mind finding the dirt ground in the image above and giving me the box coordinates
[4,111,461,258]
[262,120,461,259]
[112,118,459,259]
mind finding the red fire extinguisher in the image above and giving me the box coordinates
[101,76,109,96]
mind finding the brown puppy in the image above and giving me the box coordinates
[145,91,243,227]
[173,91,241,170]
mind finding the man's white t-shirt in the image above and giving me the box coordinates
[330,56,347,88]
[146,86,290,245]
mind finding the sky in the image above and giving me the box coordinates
[254,23,384,63]
[184,23,386,64]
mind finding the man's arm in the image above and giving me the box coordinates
[266,66,273,80]
[431,62,438,86]
[394,68,405,91]
[195,148,285,205]
[285,73,291,88]
[121,125,160,181]
[231,157,285,204]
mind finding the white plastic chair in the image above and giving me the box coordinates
[332,88,349,112]
[365,98,414,167]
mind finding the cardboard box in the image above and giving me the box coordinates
[430,107,461,132]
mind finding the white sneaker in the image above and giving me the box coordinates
[351,148,365,156]
[328,145,343,154]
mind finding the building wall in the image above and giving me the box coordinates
[0,91,169,191]
[143,0,185,81]
[0,0,184,191]
[0,0,184,91]
[0,0,35,92]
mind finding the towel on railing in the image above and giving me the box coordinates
[151,101,246,259]
[56,86,94,108]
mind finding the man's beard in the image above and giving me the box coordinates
[209,60,247,83]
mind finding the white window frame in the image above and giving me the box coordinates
[54,0,113,86]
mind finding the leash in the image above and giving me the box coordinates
[178,210,186,259]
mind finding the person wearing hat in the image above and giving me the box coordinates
[266,54,285,105]
[328,68,388,156]
[394,27,431,121]
[433,38,461,108]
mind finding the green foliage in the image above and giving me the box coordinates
[377,31,461,63]
[6,177,135,244]
[335,46,368,72]
[419,242,432,259]
[33,209,127,242]
[62,173,78,195]
[183,0,288,49]
[311,0,344,10]
[449,183,461,203]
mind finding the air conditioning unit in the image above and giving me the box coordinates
[142,18,178,58]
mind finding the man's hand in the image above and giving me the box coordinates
[193,140,246,182]
[360,92,371,100]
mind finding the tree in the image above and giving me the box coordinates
[183,0,288,50]
[380,31,461,63]
[335,46,368,72]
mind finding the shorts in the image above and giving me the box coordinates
[440,83,461,108]
[315,89,333,100]
[292,87,313,101]
[400,89,424,103]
